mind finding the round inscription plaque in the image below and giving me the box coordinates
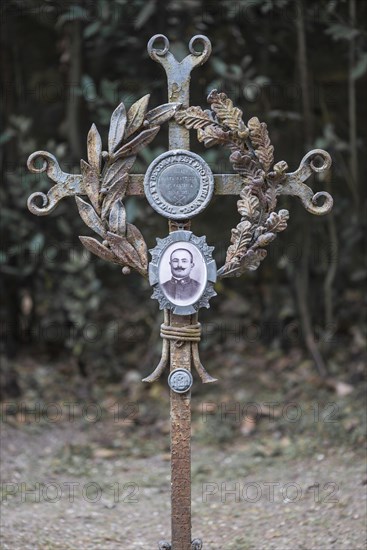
[168,368,193,394]
[144,150,214,220]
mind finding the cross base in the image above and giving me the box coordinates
[158,539,203,549]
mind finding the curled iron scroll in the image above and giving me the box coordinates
[147,34,170,57]
[280,149,333,215]
[27,151,83,216]
[188,35,212,61]
[147,34,212,71]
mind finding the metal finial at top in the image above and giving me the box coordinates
[147,34,212,66]
[147,35,212,144]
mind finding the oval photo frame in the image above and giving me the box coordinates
[149,231,217,315]
[159,241,207,307]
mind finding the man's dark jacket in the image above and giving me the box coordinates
[162,276,200,301]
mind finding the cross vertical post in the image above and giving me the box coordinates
[148,34,212,550]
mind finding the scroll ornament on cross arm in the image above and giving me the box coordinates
[27,97,181,278]
[175,90,333,278]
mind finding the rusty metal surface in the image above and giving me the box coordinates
[150,35,212,550]
[170,311,192,550]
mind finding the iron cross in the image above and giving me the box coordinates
[26,34,333,550]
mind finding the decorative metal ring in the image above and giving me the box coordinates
[147,34,170,57]
[189,35,212,57]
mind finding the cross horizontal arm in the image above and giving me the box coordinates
[27,149,332,217]
[129,147,333,215]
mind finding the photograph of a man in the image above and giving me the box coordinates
[162,247,201,302]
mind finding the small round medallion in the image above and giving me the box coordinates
[144,150,214,220]
[168,369,193,393]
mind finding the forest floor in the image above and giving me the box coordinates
[1,343,366,549]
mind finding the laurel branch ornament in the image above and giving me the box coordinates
[175,90,333,278]
[27,96,181,278]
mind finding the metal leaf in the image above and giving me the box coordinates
[241,249,267,271]
[237,189,260,220]
[125,95,150,138]
[75,196,107,238]
[108,102,127,154]
[101,174,129,220]
[107,231,147,277]
[107,232,140,265]
[265,209,289,233]
[145,103,181,126]
[175,106,214,130]
[272,160,288,180]
[197,124,232,148]
[112,126,160,160]
[80,159,100,213]
[218,248,267,278]
[217,260,240,278]
[230,151,262,179]
[226,220,252,262]
[126,223,148,270]
[265,183,282,211]
[255,232,276,247]
[102,156,136,191]
[79,236,118,264]
[87,123,102,172]
[108,199,126,235]
[207,89,244,132]
[248,117,274,173]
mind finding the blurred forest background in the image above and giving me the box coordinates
[0,0,366,403]
[1,2,367,547]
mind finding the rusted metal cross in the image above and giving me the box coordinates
[27,34,333,550]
